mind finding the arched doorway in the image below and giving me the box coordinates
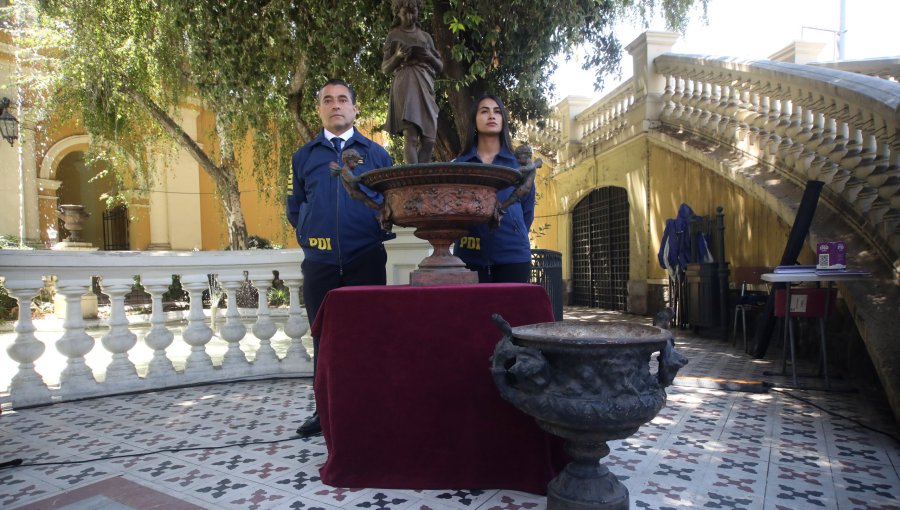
[571,187,629,310]
[55,152,124,249]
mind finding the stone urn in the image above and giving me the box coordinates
[490,315,688,510]
[56,204,91,242]
[361,162,519,285]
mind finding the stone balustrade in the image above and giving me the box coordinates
[575,78,636,150]
[0,248,311,408]
[523,43,900,263]
[813,57,900,82]
[653,54,900,258]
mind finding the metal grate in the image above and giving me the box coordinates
[571,187,629,310]
[103,205,129,251]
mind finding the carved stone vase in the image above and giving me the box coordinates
[56,204,91,242]
[490,315,688,510]
[361,163,518,286]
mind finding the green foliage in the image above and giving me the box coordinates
[0,235,30,249]
[0,284,17,322]
[8,0,704,219]
[434,0,705,135]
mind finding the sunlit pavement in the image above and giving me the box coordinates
[1,307,898,509]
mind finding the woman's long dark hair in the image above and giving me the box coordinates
[459,94,514,158]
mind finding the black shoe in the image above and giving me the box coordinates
[296,413,321,437]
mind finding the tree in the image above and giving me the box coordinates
[8,0,702,249]
[431,0,705,150]
[11,0,391,249]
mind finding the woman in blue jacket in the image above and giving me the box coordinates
[453,94,535,283]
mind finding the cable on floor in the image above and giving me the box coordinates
[773,387,900,445]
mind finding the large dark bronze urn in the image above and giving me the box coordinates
[490,315,688,510]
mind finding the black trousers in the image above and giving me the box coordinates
[301,244,387,382]
[467,262,532,284]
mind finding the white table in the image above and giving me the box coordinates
[761,272,868,388]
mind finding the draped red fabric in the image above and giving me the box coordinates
[311,283,567,493]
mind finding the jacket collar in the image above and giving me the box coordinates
[316,127,371,149]
[456,145,517,166]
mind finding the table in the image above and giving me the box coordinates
[761,272,867,388]
[311,283,567,493]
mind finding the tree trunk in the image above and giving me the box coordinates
[128,89,250,250]
[214,167,249,251]
[288,54,315,141]
[432,1,473,147]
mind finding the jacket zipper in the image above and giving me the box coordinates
[334,144,343,276]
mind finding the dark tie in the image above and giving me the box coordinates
[331,137,342,153]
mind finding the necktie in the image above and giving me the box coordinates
[331,137,342,153]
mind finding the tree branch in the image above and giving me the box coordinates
[125,88,225,180]
[287,53,315,141]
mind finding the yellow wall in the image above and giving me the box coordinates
[195,110,298,250]
[532,137,816,287]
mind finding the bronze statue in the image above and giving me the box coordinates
[498,144,542,212]
[382,0,443,164]
[330,149,393,232]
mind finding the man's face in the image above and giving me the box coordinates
[317,84,358,135]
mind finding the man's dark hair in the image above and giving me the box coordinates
[317,79,357,105]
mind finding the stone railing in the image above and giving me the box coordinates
[575,78,636,150]
[812,57,900,82]
[653,54,900,259]
[0,249,311,408]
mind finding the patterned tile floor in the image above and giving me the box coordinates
[1,307,898,510]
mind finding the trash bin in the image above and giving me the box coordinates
[531,249,563,321]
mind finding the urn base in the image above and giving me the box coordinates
[547,461,628,510]
[409,267,478,286]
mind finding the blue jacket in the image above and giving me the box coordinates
[452,146,535,266]
[287,129,394,266]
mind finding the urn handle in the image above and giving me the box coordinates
[656,338,688,387]
[490,314,550,395]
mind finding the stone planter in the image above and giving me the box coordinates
[57,204,91,242]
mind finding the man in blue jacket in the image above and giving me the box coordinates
[287,79,394,437]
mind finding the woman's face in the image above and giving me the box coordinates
[399,6,417,28]
[475,98,503,136]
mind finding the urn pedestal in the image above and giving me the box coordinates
[490,316,688,510]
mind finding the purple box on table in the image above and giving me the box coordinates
[816,241,846,269]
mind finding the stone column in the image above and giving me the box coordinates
[21,127,41,246]
[626,31,679,129]
[147,163,172,250]
[37,178,61,247]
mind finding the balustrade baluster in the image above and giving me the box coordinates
[142,276,177,380]
[793,109,816,144]
[670,78,688,121]
[868,145,898,188]
[660,76,676,120]
[99,277,141,390]
[827,121,851,163]
[180,273,215,379]
[249,271,280,374]
[280,273,312,375]
[217,271,250,376]
[804,112,828,150]
[830,168,853,193]
[55,278,98,398]
[4,279,52,406]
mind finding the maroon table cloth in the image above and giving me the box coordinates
[311,283,567,493]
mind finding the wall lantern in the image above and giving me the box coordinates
[0,96,20,146]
